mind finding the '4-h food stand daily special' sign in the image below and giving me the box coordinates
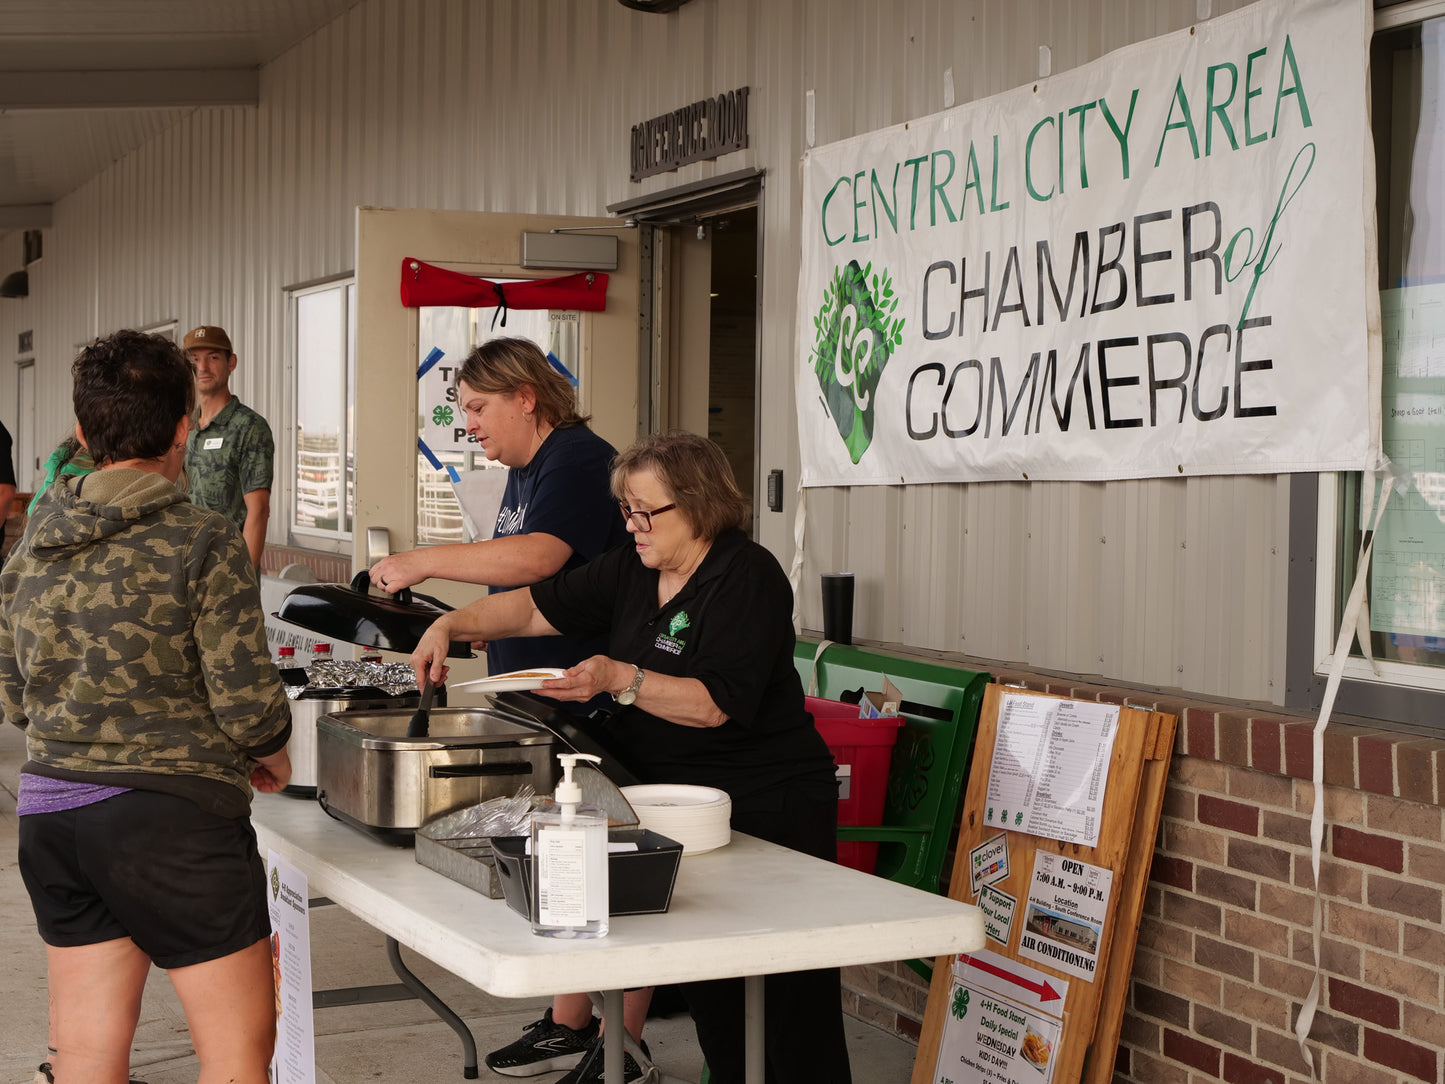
[796,0,1376,486]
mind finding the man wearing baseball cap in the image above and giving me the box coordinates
[182,325,273,568]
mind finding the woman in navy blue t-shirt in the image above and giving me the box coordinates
[370,337,636,1081]
[369,336,627,684]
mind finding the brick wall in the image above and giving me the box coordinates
[841,666,1445,1084]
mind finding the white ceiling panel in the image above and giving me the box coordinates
[0,0,364,213]
[0,109,188,205]
[0,1,365,66]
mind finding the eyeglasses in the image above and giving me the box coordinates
[619,502,676,533]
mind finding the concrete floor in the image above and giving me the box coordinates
[0,723,920,1083]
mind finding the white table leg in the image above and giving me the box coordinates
[603,988,624,1082]
[744,975,765,1084]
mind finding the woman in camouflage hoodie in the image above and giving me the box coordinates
[0,329,292,1084]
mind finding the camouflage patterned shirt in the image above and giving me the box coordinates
[0,468,290,817]
[184,395,274,532]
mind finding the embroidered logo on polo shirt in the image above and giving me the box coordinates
[655,609,691,655]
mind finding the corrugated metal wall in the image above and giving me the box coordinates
[3,0,1295,705]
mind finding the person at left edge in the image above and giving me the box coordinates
[183,324,273,569]
[0,329,292,1084]
[0,419,16,555]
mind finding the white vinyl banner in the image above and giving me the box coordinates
[796,0,1375,486]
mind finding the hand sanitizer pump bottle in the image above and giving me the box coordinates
[530,752,609,938]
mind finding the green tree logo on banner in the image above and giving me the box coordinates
[809,259,904,463]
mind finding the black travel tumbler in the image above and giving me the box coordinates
[821,572,855,645]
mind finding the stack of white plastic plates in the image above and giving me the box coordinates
[620,784,732,856]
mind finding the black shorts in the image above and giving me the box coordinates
[19,788,271,970]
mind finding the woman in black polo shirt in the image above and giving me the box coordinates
[412,430,851,1084]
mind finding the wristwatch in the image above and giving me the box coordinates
[616,665,645,705]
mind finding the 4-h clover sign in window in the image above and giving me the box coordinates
[413,303,581,545]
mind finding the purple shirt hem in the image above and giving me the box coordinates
[17,772,133,816]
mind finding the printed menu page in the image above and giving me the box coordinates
[982,695,1120,847]
[267,850,316,1084]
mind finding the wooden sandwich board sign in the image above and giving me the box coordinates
[911,685,1177,1084]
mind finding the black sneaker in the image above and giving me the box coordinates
[484,1009,601,1077]
[554,1034,651,1084]
[35,1063,147,1084]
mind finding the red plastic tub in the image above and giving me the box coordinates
[807,696,904,873]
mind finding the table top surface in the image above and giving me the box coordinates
[252,794,985,998]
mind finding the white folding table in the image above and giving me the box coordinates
[252,795,984,1083]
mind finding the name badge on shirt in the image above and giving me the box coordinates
[204,437,224,450]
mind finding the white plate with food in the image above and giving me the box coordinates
[1020,1028,1052,1070]
[448,668,566,693]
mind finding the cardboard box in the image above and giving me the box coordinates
[859,677,903,720]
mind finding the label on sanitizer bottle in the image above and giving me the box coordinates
[536,827,588,927]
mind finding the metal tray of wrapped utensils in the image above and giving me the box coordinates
[416,765,642,898]
[415,795,543,898]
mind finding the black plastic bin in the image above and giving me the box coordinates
[492,828,684,919]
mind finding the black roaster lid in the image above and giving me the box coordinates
[274,570,476,658]
[490,690,642,788]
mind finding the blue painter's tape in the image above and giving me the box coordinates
[417,438,444,471]
[417,346,445,380]
[547,351,579,388]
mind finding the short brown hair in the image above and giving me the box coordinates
[611,431,750,542]
[73,330,196,465]
[456,337,587,429]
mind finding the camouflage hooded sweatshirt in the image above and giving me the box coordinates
[0,467,290,817]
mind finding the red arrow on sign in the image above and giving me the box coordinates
[960,954,1062,1003]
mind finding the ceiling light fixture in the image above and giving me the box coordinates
[0,269,28,298]
[616,0,695,11]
